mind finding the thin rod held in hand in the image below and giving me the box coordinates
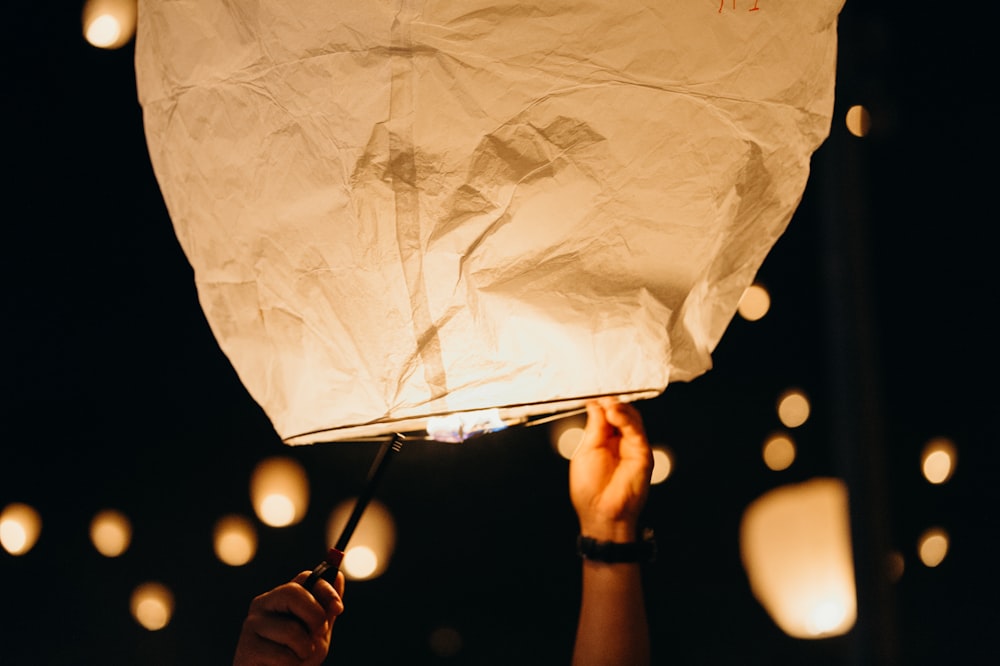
[303,434,404,591]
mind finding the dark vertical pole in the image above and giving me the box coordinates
[817,9,899,663]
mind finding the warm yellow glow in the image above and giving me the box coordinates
[426,408,507,442]
[343,545,379,579]
[921,437,957,484]
[737,283,771,321]
[214,515,258,566]
[327,499,396,581]
[260,494,296,527]
[918,527,949,568]
[845,104,871,137]
[740,477,857,639]
[650,446,673,484]
[86,15,121,47]
[130,582,174,631]
[886,550,905,583]
[0,502,42,555]
[90,509,132,557]
[250,456,309,527]
[777,389,810,428]
[82,0,136,50]
[558,427,585,459]
[550,414,586,460]
[762,433,796,471]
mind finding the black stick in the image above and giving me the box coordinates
[303,433,404,591]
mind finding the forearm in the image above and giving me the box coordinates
[572,561,650,666]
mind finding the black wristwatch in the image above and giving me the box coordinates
[577,528,657,563]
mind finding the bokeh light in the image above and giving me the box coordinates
[651,446,673,484]
[777,389,810,428]
[918,527,949,568]
[740,478,856,639]
[82,0,136,50]
[250,456,310,527]
[845,104,871,137]
[327,498,396,581]
[737,283,771,321]
[886,550,905,583]
[214,514,258,566]
[921,437,957,485]
[90,509,132,557]
[130,581,175,631]
[343,545,379,579]
[550,413,587,460]
[0,502,42,555]
[762,433,796,471]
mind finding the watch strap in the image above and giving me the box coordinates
[577,528,656,563]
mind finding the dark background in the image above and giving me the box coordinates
[3,2,995,664]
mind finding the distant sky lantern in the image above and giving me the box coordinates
[762,432,796,471]
[737,283,771,322]
[214,514,258,566]
[777,389,811,429]
[845,104,872,138]
[650,446,674,484]
[921,437,957,484]
[89,509,132,557]
[250,457,309,527]
[917,527,949,568]
[740,478,857,639]
[134,1,844,444]
[327,498,396,581]
[0,502,42,555]
[82,0,136,50]
[130,581,174,631]
[550,413,587,460]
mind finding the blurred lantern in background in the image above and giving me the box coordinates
[327,498,396,580]
[762,432,796,472]
[130,581,175,631]
[921,438,957,485]
[0,502,42,556]
[82,0,136,50]
[917,527,949,568]
[134,0,845,446]
[739,477,857,639]
[214,514,259,566]
[737,283,771,322]
[250,457,310,528]
[650,446,674,485]
[776,388,811,429]
[550,412,587,460]
[89,508,132,557]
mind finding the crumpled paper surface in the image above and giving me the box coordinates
[135,0,844,444]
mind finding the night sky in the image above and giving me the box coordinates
[4,3,996,665]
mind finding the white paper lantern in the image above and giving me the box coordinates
[740,478,858,639]
[135,0,844,443]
